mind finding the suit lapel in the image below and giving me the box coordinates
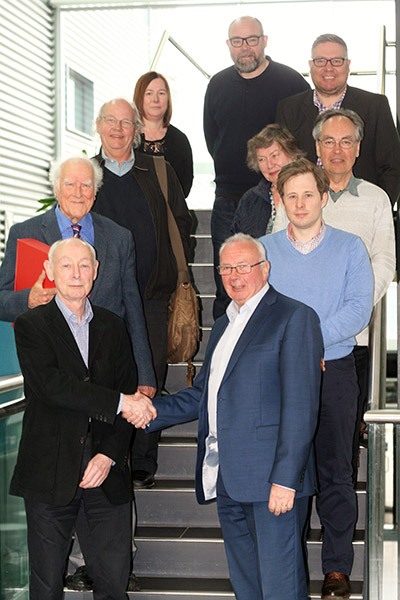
[46,299,86,365]
[221,287,278,384]
[90,213,107,300]
[302,90,318,120]
[41,207,63,245]
[88,309,107,366]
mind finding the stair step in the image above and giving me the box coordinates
[136,480,367,530]
[62,577,363,598]
[198,294,214,327]
[160,420,198,438]
[191,209,212,235]
[191,235,213,263]
[189,264,215,294]
[134,527,365,580]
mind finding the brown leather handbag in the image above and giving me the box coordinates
[153,156,200,385]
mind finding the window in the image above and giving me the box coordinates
[66,67,94,136]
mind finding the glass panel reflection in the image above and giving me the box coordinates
[0,409,29,599]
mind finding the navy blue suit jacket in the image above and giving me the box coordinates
[149,287,323,504]
[0,206,155,387]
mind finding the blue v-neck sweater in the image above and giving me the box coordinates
[260,226,374,360]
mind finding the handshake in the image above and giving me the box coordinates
[122,390,157,429]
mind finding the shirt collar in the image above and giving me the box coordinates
[102,147,135,176]
[55,204,93,233]
[329,173,361,202]
[287,221,327,254]
[226,282,269,322]
[313,86,347,112]
[55,294,93,326]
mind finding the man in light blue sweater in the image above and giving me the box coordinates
[260,158,373,600]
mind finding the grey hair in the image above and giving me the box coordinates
[311,34,347,55]
[96,98,143,148]
[312,108,364,142]
[220,233,266,262]
[48,237,97,267]
[49,156,103,195]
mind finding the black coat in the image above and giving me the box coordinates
[10,299,137,506]
[276,85,400,205]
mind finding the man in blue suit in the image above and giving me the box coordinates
[137,233,323,600]
[0,156,155,395]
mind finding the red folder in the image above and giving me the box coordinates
[14,239,55,291]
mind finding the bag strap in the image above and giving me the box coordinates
[153,156,190,285]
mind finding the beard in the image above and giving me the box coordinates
[233,50,262,74]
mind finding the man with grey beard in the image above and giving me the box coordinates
[203,16,309,319]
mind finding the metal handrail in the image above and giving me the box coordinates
[0,373,23,393]
[0,373,25,418]
[151,30,210,79]
[364,409,400,424]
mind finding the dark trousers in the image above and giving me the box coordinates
[315,354,359,575]
[352,345,369,484]
[131,298,169,474]
[216,472,309,600]
[211,192,242,320]
[25,488,131,600]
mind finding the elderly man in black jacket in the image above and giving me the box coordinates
[11,237,156,600]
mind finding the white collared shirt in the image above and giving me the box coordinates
[202,283,269,500]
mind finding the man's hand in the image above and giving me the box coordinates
[137,385,157,399]
[79,453,113,488]
[122,393,157,429]
[321,358,326,372]
[268,484,296,516]
[28,270,56,309]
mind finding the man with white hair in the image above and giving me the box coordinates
[0,155,154,395]
[0,154,155,591]
[10,237,156,600]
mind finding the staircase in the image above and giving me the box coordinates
[62,210,367,599]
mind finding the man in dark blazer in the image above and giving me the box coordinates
[10,237,156,600]
[0,156,156,395]
[138,234,323,600]
[275,33,400,205]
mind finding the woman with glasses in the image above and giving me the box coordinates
[231,124,305,238]
[134,71,193,198]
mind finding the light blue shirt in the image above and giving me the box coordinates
[101,148,135,177]
[55,296,124,415]
[55,205,95,247]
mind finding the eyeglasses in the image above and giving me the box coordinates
[217,260,265,276]
[102,116,135,129]
[318,137,357,149]
[229,35,263,48]
[311,57,347,67]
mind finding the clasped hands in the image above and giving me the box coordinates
[122,388,157,429]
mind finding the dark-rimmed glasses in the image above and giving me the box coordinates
[217,260,265,276]
[311,57,348,68]
[229,35,263,48]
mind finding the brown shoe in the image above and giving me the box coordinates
[321,572,351,598]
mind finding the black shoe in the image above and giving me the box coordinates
[65,565,93,591]
[127,572,141,591]
[321,572,351,598]
[133,470,155,489]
